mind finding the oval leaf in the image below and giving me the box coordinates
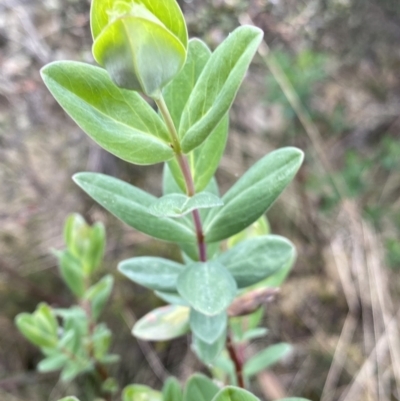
[164,39,229,192]
[162,377,183,401]
[243,343,292,377]
[123,385,162,401]
[193,331,226,365]
[177,261,237,316]
[190,309,227,344]
[217,235,295,288]
[204,148,304,242]
[180,26,263,153]
[211,387,260,401]
[41,61,174,165]
[132,305,190,341]
[118,257,185,292]
[183,374,220,401]
[150,192,223,218]
[73,172,195,243]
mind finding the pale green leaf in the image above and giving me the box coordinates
[180,26,263,153]
[93,16,186,96]
[123,384,162,401]
[118,257,184,292]
[90,0,188,47]
[149,192,223,218]
[192,331,226,365]
[243,343,292,377]
[162,377,183,401]
[155,291,189,306]
[84,275,114,320]
[217,235,295,288]
[164,39,228,192]
[57,397,80,401]
[41,61,174,165]
[73,173,195,243]
[204,148,304,242]
[183,374,220,401]
[190,309,227,344]
[211,387,260,401]
[58,250,85,298]
[177,261,237,316]
[132,305,190,341]
[276,399,312,401]
[38,353,68,372]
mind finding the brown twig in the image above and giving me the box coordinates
[227,333,245,388]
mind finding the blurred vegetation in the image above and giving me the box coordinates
[1,0,400,400]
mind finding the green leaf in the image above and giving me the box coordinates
[58,250,85,298]
[93,15,187,96]
[180,26,263,153]
[183,374,220,401]
[192,331,226,365]
[162,377,183,401]
[73,173,195,243]
[177,261,237,316]
[217,235,295,288]
[243,343,292,377]
[119,257,184,292]
[190,309,227,344]
[227,215,270,249]
[123,385,162,401]
[164,39,229,192]
[38,353,68,372]
[241,328,268,341]
[91,0,188,46]
[84,275,114,320]
[276,399,312,401]
[57,397,80,401]
[63,214,105,276]
[60,360,90,382]
[204,148,304,242]
[211,387,260,401]
[155,291,189,306]
[41,61,174,165]
[15,313,58,348]
[149,192,223,218]
[132,305,190,341]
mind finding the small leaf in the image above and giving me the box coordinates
[149,192,223,218]
[60,361,90,382]
[73,173,195,244]
[243,343,292,377]
[183,374,220,401]
[15,313,57,348]
[217,235,295,288]
[58,250,85,298]
[276,399,312,401]
[177,261,237,316]
[84,275,114,320]
[164,39,228,192]
[123,385,162,401]
[41,61,174,165]
[192,331,226,365]
[57,397,80,401]
[132,305,190,341]
[211,387,260,401]
[180,26,263,153]
[190,309,227,344]
[38,353,68,372]
[162,377,183,401]
[204,148,304,242]
[241,328,268,341]
[118,257,185,292]
[154,291,189,306]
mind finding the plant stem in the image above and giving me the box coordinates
[155,95,207,262]
[156,95,243,385]
[227,333,245,389]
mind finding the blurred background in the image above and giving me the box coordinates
[1,0,400,400]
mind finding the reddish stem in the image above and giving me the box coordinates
[227,333,245,388]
